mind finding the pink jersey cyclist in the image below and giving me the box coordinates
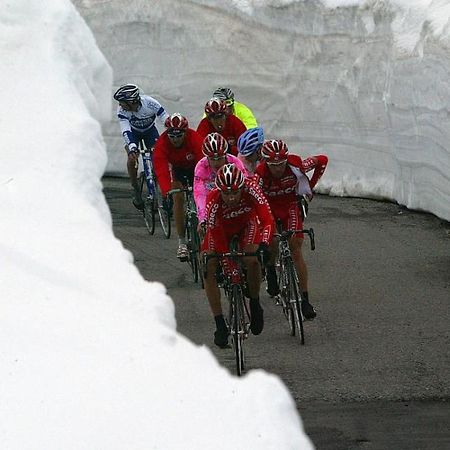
[194,133,249,223]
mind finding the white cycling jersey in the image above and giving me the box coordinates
[116,95,169,148]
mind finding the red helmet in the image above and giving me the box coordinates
[215,164,245,191]
[202,133,228,158]
[164,113,188,130]
[205,97,227,116]
[261,139,289,163]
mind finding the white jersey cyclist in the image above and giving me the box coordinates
[116,94,169,153]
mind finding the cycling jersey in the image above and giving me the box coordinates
[116,95,169,150]
[255,154,328,233]
[202,178,275,254]
[196,115,246,156]
[153,129,204,196]
[193,155,247,223]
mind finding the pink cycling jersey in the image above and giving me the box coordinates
[193,154,248,223]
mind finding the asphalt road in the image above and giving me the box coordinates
[103,176,450,450]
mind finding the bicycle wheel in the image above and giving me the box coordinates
[287,260,305,345]
[185,216,199,283]
[278,262,295,336]
[230,284,245,376]
[139,173,156,235]
[156,185,171,238]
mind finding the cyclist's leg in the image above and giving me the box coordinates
[124,136,143,208]
[142,126,159,150]
[202,242,228,347]
[287,202,316,318]
[241,220,264,334]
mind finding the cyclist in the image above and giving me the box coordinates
[202,164,275,348]
[197,98,246,156]
[212,87,258,129]
[193,133,248,230]
[237,127,265,175]
[113,84,169,209]
[255,140,328,319]
[153,113,204,260]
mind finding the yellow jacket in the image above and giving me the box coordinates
[233,101,257,129]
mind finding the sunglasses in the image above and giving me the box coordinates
[266,160,287,166]
[167,129,186,138]
[208,113,226,120]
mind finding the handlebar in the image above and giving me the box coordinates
[167,186,193,196]
[274,228,315,251]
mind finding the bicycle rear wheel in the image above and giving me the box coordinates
[139,173,156,235]
[156,185,171,238]
[287,260,305,345]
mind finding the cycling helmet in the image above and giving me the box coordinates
[261,139,289,163]
[205,97,227,116]
[216,164,245,191]
[113,84,140,102]
[213,87,235,105]
[237,127,265,157]
[165,113,188,130]
[202,133,229,158]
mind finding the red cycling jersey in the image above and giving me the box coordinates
[255,154,328,234]
[202,178,275,253]
[153,128,204,196]
[196,114,246,156]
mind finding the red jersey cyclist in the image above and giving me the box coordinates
[202,164,275,348]
[255,140,328,319]
[197,98,246,156]
[153,113,203,260]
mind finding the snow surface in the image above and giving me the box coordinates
[74,0,450,221]
[0,0,313,449]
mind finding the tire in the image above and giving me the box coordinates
[156,185,171,238]
[185,216,199,283]
[278,259,295,336]
[230,285,245,376]
[139,173,156,235]
[287,260,305,345]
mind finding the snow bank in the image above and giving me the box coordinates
[74,0,450,221]
[0,1,312,448]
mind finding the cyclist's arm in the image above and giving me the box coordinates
[153,141,172,196]
[156,105,169,126]
[247,182,275,245]
[193,160,209,223]
[303,155,328,189]
[205,191,228,253]
[117,113,138,154]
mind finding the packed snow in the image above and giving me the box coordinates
[0,0,313,449]
[74,0,450,221]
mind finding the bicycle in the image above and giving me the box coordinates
[203,239,261,376]
[137,141,171,238]
[168,181,203,286]
[273,224,315,345]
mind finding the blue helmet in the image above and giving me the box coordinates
[237,127,264,157]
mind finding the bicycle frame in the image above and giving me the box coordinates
[168,182,202,283]
[139,143,156,200]
[273,226,315,344]
[203,244,261,375]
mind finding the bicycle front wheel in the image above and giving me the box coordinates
[185,216,199,283]
[229,284,245,376]
[156,186,171,238]
[279,264,295,336]
[287,260,305,345]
